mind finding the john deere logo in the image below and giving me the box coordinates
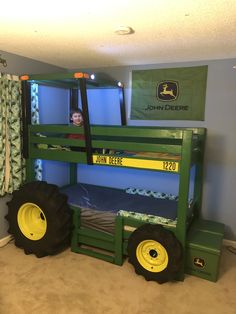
[194,257,205,268]
[157,81,178,101]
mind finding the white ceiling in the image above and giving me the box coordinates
[1,0,236,69]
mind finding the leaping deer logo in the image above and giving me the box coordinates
[157,81,178,101]
[194,257,205,268]
[160,84,175,98]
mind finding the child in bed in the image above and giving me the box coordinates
[68,109,108,154]
[67,109,85,151]
[68,109,85,140]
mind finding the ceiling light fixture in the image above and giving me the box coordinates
[115,26,134,35]
[233,65,236,69]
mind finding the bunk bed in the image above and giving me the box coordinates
[6,72,224,284]
[27,123,204,233]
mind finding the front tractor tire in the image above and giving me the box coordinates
[127,224,182,284]
[6,181,72,258]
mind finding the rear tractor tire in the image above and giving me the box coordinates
[6,181,72,258]
[127,224,183,284]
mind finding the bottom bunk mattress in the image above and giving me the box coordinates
[60,183,178,234]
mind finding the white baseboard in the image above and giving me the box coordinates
[0,235,13,248]
[223,239,236,247]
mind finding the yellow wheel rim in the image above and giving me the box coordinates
[136,240,168,272]
[17,202,47,241]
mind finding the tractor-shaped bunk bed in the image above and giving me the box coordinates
[6,72,224,284]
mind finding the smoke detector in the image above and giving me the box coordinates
[115,26,134,35]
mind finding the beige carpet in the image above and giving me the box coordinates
[0,242,235,314]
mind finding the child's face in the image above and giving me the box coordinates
[71,112,83,126]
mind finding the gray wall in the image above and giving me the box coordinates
[0,50,66,239]
[0,50,65,75]
[78,58,236,240]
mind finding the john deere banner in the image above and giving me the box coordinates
[131,65,208,120]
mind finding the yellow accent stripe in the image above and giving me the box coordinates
[92,155,179,172]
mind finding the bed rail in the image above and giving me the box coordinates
[27,125,205,173]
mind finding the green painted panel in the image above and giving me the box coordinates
[77,228,114,243]
[90,126,184,139]
[185,220,224,282]
[190,219,225,236]
[31,136,86,147]
[30,148,87,163]
[92,140,181,154]
[185,246,222,282]
[77,235,115,252]
[29,124,84,134]
[187,230,223,255]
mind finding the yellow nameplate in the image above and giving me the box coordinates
[92,155,179,172]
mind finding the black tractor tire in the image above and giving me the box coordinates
[6,181,72,258]
[127,224,182,284]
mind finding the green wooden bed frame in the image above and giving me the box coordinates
[20,72,224,283]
